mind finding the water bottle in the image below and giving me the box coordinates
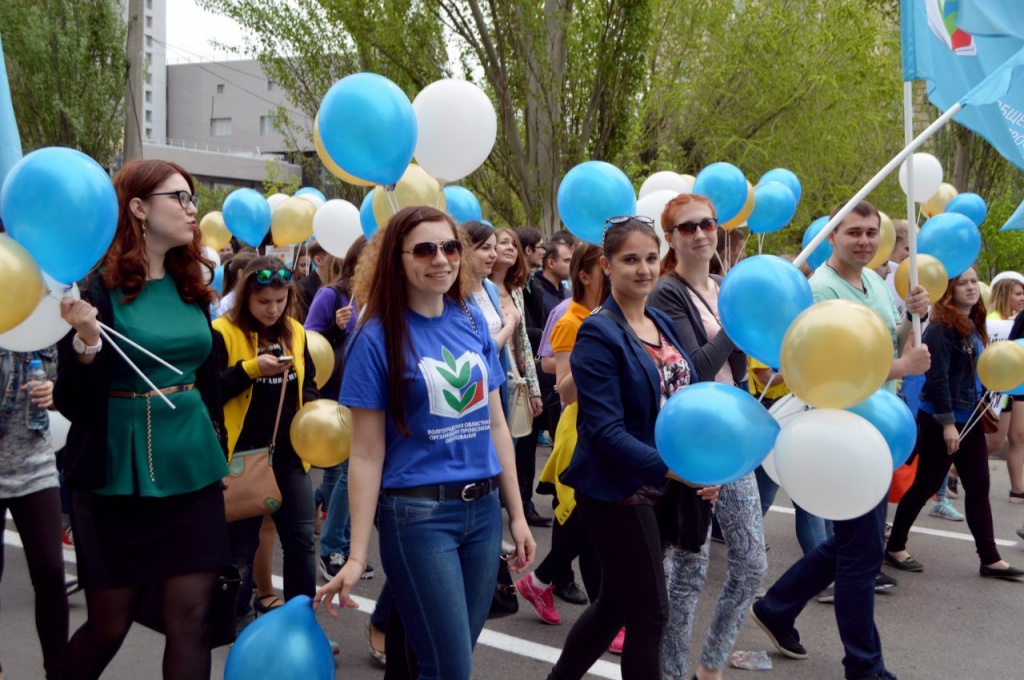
[25,359,49,431]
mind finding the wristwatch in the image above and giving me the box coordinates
[72,334,103,355]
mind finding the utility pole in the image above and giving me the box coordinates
[123,0,144,164]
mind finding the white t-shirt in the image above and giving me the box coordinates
[472,289,503,335]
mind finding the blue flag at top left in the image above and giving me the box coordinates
[0,31,24,190]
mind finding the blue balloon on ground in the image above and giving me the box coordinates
[719,255,814,370]
[944,192,988,227]
[758,168,802,203]
[692,162,747,224]
[801,216,833,270]
[846,388,918,468]
[295,187,327,203]
[225,595,333,680]
[556,161,636,245]
[318,73,417,186]
[747,181,798,234]
[360,191,378,238]
[655,382,780,486]
[223,188,271,247]
[0,147,117,284]
[443,186,483,224]
[213,265,224,294]
[918,212,980,278]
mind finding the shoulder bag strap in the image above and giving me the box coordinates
[672,272,722,328]
[267,369,290,462]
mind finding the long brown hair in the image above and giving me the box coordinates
[493,227,528,290]
[570,243,609,304]
[659,193,716,275]
[227,256,296,352]
[356,207,465,437]
[930,269,989,345]
[103,160,215,306]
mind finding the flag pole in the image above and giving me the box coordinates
[904,81,922,345]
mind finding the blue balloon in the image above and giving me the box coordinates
[556,161,636,245]
[295,187,327,203]
[360,191,378,238]
[318,73,417,186]
[0,147,117,284]
[1006,339,1024,396]
[944,192,988,227]
[225,595,333,680]
[918,212,981,278]
[222,188,271,247]
[692,162,747,224]
[719,255,814,369]
[213,265,224,295]
[655,383,780,486]
[757,168,802,203]
[846,388,918,468]
[747,181,798,234]
[801,216,833,270]
[443,186,483,224]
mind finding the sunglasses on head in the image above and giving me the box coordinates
[141,190,199,210]
[254,268,293,285]
[668,217,719,235]
[402,239,463,261]
[604,215,655,228]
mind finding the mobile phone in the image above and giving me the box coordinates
[278,355,294,362]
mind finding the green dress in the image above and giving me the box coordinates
[101,276,229,496]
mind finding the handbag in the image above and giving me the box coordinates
[222,372,289,523]
[889,455,919,503]
[488,542,520,619]
[506,355,533,439]
[134,566,242,648]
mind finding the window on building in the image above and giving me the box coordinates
[145,72,152,85]
[145,128,152,140]
[145,110,152,123]
[260,116,275,136]
[216,83,225,94]
[146,0,152,8]
[145,90,152,104]
[146,35,152,48]
[210,118,232,137]
[267,81,275,91]
[145,52,152,66]
[146,15,152,28]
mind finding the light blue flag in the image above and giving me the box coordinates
[999,195,1024,232]
[0,31,24,189]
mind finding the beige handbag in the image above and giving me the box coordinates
[506,351,533,439]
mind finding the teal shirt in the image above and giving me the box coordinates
[810,264,901,393]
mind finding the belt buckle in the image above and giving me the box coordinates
[460,483,477,502]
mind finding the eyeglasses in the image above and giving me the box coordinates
[254,268,293,285]
[668,217,719,235]
[605,215,655,228]
[401,239,463,261]
[141,190,199,210]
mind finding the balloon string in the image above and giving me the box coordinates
[959,391,995,442]
[758,234,766,255]
[758,372,778,405]
[724,231,731,275]
[98,321,184,376]
[385,187,400,215]
[97,326,176,410]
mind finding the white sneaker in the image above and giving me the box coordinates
[929,498,965,521]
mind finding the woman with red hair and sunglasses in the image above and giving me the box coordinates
[56,160,231,679]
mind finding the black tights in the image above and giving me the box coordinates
[65,570,218,680]
[0,488,68,680]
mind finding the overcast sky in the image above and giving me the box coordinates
[164,0,247,64]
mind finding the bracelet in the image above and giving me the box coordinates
[347,556,366,572]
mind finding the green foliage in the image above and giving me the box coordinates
[263,158,302,197]
[0,0,128,167]
[195,183,234,223]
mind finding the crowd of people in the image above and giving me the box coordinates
[2,157,1024,680]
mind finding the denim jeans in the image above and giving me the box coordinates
[377,487,502,680]
[319,460,351,557]
[754,465,832,556]
[314,461,344,509]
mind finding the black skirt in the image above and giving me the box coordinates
[71,482,231,589]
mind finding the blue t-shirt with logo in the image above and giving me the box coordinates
[340,299,506,489]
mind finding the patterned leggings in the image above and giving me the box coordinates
[662,471,768,677]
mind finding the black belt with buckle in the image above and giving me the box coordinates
[384,475,500,502]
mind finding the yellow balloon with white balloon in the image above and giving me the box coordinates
[922,182,958,218]
[372,164,446,227]
[0,235,46,334]
[290,400,352,468]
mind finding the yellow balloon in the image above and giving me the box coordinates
[199,211,232,250]
[305,330,335,389]
[0,235,46,334]
[372,164,446,227]
[313,114,375,187]
[893,254,948,304]
[290,400,352,467]
[977,340,1024,392]
[980,281,992,310]
[922,182,958,218]
[866,211,896,270]
[271,196,317,246]
[780,299,893,408]
[721,181,755,231]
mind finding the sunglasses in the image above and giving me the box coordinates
[668,217,719,235]
[254,268,293,285]
[141,190,200,210]
[605,215,655,228]
[402,239,463,261]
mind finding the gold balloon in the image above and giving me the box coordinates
[199,211,232,250]
[977,340,1024,392]
[271,196,317,246]
[290,400,352,468]
[893,254,948,304]
[305,330,335,389]
[980,281,992,310]
[721,181,755,231]
[866,211,896,270]
[0,235,46,334]
[780,299,893,409]
[313,114,375,187]
[372,164,446,227]
[922,182,958,218]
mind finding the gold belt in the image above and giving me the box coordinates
[108,383,195,483]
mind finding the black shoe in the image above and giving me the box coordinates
[852,670,898,680]
[749,602,808,659]
[875,572,898,592]
[552,581,588,605]
[884,552,924,572]
[980,563,1024,580]
[319,553,375,581]
[525,506,552,527]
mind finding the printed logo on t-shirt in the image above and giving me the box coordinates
[419,346,488,419]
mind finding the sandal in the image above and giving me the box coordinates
[367,622,387,667]
[253,594,284,614]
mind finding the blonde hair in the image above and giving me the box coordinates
[990,278,1023,320]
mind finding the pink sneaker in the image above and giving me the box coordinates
[61,526,74,550]
[515,574,560,625]
[608,628,625,654]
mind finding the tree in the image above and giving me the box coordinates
[0,0,128,168]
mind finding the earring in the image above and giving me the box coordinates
[141,219,147,239]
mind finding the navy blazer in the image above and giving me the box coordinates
[561,295,699,502]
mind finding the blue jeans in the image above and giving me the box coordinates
[319,460,351,557]
[754,465,833,555]
[377,488,502,680]
[314,461,344,509]
[757,496,889,680]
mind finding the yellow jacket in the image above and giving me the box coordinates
[538,402,579,525]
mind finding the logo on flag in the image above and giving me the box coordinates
[926,1,976,55]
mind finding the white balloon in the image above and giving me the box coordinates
[49,411,71,451]
[313,199,363,258]
[413,79,497,183]
[0,275,79,352]
[639,171,692,199]
[635,189,680,257]
[898,153,943,203]
[774,409,893,521]
[298,194,325,210]
[760,394,814,485]
[267,193,289,212]
[201,246,220,285]
[760,449,781,485]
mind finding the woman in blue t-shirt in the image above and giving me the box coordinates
[314,206,536,680]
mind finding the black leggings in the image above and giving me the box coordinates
[534,507,601,601]
[887,412,1000,565]
[0,487,68,679]
[549,495,667,680]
